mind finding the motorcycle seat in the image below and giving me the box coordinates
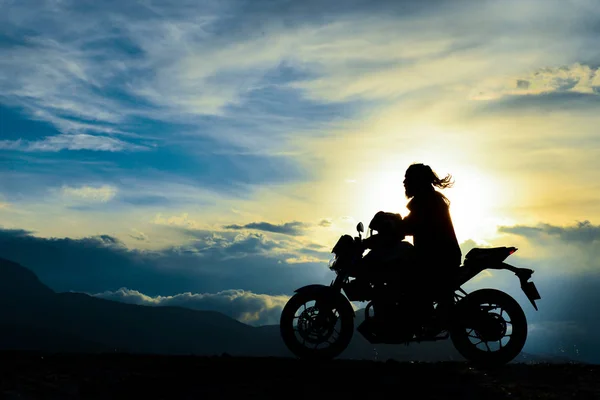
[467,247,508,255]
[464,247,514,264]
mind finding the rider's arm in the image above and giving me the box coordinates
[401,200,421,235]
[401,212,417,235]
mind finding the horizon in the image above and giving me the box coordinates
[1,0,600,363]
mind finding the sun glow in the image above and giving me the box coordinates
[353,160,511,245]
[444,167,508,244]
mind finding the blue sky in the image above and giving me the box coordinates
[2,0,600,362]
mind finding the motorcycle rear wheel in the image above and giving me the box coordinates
[451,288,527,367]
[280,291,354,361]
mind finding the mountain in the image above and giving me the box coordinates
[0,257,288,356]
[0,257,578,363]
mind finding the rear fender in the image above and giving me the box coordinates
[504,263,541,311]
[294,284,355,317]
[455,262,541,311]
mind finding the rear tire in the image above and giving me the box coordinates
[280,290,354,361]
[451,288,527,367]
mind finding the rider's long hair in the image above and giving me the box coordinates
[407,163,454,204]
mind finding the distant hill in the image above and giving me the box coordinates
[0,257,578,363]
[0,257,285,356]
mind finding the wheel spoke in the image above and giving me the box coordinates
[484,342,491,352]
[291,301,346,350]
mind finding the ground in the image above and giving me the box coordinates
[0,352,598,399]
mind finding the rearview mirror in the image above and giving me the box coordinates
[357,222,364,233]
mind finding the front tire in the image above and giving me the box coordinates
[280,290,354,360]
[451,288,527,367]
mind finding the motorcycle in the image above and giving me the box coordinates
[280,216,541,367]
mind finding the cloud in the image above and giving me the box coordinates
[61,185,118,202]
[0,134,148,152]
[459,239,482,257]
[318,218,333,227]
[1,0,357,154]
[284,255,328,264]
[91,287,289,326]
[499,220,600,244]
[3,0,597,155]
[491,220,600,279]
[128,229,148,242]
[471,63,600,101]
[467,63,600,117]
[0,227,331,296]
[212,232,282,258]
[152,213,201,229]
[223,221,308,236]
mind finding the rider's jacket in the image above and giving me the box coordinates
[403,188,462,269]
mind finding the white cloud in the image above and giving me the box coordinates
[152,213,200,229]
[471,63,600,100]
[0,134,147,152]
[284,255,329,264]
[3,0,598,154]
[0,226,334,298]
[91,287,290,326]
[318,218,333,227]
[495,221,600,274]
[0,140,23,150]
[61,185,118,202]
[129,229,148,241]
[0,34,135,137]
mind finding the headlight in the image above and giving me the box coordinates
[328,256,337,269]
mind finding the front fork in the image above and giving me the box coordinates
[311,273,348,324]
[330,272,348,291]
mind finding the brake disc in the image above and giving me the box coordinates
[297,306,337,344]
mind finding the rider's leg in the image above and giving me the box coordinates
[429,265,460,329]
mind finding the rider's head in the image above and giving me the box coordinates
[403,163,454,198]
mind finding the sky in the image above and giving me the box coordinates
[2,0,600,362]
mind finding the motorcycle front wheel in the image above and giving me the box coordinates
[280,290,354,360]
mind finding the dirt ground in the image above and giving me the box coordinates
[0,352,598,399]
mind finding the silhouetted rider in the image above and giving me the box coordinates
[363,163,461,270]
[402,163,461,275]
[401,163,462,319]
[363,163,461,323]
